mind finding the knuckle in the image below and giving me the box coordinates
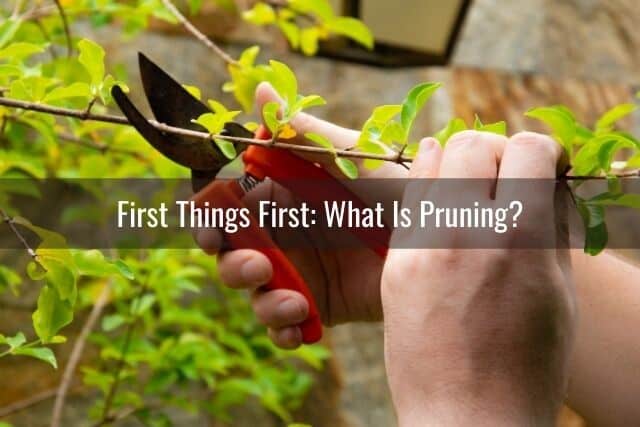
[446,130,481,149]
[510,132,561,160]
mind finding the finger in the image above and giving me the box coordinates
[251,288,309,329]
[193,228,223,255]
[438,130,507,198]
[498,132,564,180]
[218,249,272,290]
[268,326,303,349]
[254,82,406,179]
[496,132,564,240]
[408,137,443,179]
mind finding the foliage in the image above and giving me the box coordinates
[243,0,374,56]
[0,0,335,425]
[0,0,639,425]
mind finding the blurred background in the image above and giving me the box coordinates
[1,0,639,426]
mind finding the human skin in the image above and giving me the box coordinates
[196,82,640,426]
[381,131,574,426]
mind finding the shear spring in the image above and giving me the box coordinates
[238,174,261,193]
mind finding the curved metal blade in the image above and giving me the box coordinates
[111,85,223,171]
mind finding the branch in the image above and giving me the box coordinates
[58,132,147,160]
[52,0,72,57]
[50,283,112,427]
[160,0,239,66]
[1,96,639,179]
[0,96,414,162]
[0,388,57,418]
[0,208,40,262]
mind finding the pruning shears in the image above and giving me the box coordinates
[111,53,390,344]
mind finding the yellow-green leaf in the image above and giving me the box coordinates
[326,16,374,49]
[335,157,358,179]
[77,39,105,89]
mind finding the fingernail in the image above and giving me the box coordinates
[419,138,437,154]
[241,258,271,286]
[277,298,305,320]
[282,326,302,347]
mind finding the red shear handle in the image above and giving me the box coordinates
[245,126,390,257]
[192,179,322,344]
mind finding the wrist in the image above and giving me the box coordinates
[393,380,560,427]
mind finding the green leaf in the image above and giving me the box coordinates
[77,39,106,90]
[400,83,441,141]
[0,265,21,295]
[305,132,334,151]
[525,106,576,153]
[596,103,637,132]
[627,153,640,168]
[102,314,127,332]
[292,94,325,114]
[262,101,281,133]
[13,347,57,369]
[474,116,507,135]
[277,20,300,49]
[113,259,135,280]
[586,193,640,209]
[214,138,237,159]
[434,118,467,146]
[5,332,26,349]
[576,200,608,256]
[326,17,374,49]
[572,134,638,176]
[359,140,388,170]
[268,60,298,107]
[33,285,74,343]
[243,3,276,25]
[0,42,46,61]
[0,19,21,49]
[289,0,334,21]
[182,84,201,100]
[132,294,156,315]
[335,157,358,179]
[300,27,320,56]
[239,46,260,67]
[43,83,92,103]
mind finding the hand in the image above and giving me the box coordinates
[195,82,406,348]
[382,131,576,426]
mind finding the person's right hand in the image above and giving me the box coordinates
[195,82,407,348]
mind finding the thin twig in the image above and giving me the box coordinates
[11,0,26,18]
[23,4,57,20]
[50,283,112,427]
[160,0,239,66]
[58,133,146,159]
[52,0,72,57]
[0,208,38,261]
[0,388,56,418]
[99,279,150,424]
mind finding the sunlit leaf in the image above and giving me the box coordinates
[77,38,105,90]
[525,106,576,153]
[243,3,276,25]
[326,16,374,49]
[13,347,57,369]
[400,83,441,141]
[262,101,281,133]
[596,103,637,132]
[434,118,467,146]
[335,157,358,179]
